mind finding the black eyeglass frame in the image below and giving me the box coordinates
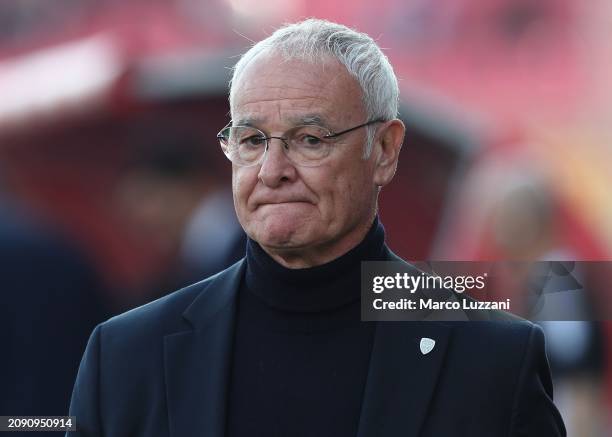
[216,118,386,163]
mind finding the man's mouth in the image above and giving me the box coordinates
[260,200,310,206]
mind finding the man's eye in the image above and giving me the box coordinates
[306,135,323,145]
[297,135,324,147]
[241,136,266,147]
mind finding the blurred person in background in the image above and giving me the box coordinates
[67,19,564,437]
[0,194,109,431]
[434,146,608,436]
[112,119,244,306]
[491,178,606,436]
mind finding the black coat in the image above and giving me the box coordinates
[68,250,565,437]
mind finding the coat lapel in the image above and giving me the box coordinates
[358,248,453,437]
[164,260,246,437]
[357,321,452,437]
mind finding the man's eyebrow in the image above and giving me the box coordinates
[232,114,331,128]
[232,116,262,127]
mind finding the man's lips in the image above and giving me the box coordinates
[257,200,312,206]
[252,197,315,209]
[249,191,316,209]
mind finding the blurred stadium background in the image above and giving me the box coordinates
[0,0,611,435]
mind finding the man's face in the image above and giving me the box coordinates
[230,53,381,266]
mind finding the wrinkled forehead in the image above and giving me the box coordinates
[230,52,365,127]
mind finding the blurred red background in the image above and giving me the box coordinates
[1,1,611,433]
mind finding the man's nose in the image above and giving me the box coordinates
[257,138,297,187]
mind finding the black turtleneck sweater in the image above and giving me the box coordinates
[225,218,387,437]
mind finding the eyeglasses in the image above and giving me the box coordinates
[217,119,385,167]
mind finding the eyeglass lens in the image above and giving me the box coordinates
[219,125,333,166]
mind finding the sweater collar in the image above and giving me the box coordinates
[245,217,386,312]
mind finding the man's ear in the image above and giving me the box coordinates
[373,119,405,187]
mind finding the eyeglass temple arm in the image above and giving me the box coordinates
[324,119,385,139]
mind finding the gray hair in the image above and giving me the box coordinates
[229,18,400,156]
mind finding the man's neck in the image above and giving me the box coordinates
[258,217,376,269]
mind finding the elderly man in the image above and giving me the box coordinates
[68,19,565,437]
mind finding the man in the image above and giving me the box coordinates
[68,19,565,436]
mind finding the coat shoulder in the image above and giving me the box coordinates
[445,318,545,367]
[99,259,244,343]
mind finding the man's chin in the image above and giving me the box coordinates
[255,230,303,249]
[250,220,312,249]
